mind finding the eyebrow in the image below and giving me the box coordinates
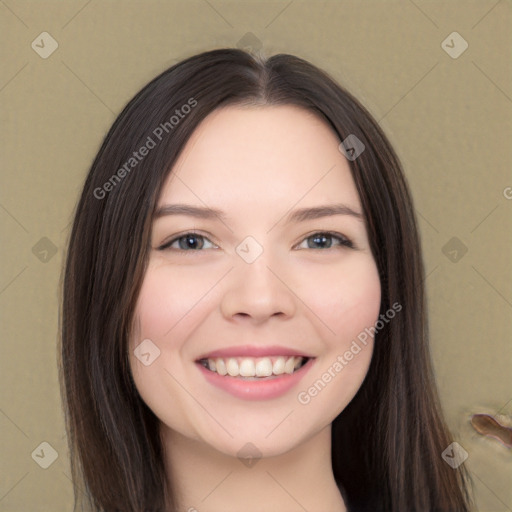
[285,204,364,223]
[154,204,226,220]
[154,203,364,223]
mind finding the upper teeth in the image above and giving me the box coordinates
[203,356,305,377]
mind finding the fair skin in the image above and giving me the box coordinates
[129,105,381,512]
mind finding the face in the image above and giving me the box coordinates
[129,105,381,458]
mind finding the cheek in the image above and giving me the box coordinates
[293,257,381,419]
[128,266,199,392]
[132,280,168,342]
[302,256,382,341]
[128,266,212,438]
[132,263,215,342]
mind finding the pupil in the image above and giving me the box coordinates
[180,235,202,250]
[311,234,331,248]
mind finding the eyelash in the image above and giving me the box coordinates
[157,230,355,252]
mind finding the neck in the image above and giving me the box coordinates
[160,424,347,512]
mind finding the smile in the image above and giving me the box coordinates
[195,354,315,401]
[198,356,310,379]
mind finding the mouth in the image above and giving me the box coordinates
[196,355,311,380]
[195,352,316,401]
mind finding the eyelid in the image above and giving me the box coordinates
[156,230,219,251]
[293,230,355,250]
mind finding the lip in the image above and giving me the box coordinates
[196,357,315,401]
[196,345,314,360]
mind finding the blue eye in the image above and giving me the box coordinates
[297,232,354,250]
[159,233,217,251]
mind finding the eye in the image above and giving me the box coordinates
[295,231,354,250]
[158,232,218,251]
[157,231,354,252]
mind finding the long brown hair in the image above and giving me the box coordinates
[59,48,474,511]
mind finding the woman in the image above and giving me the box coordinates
[59,48,474,511]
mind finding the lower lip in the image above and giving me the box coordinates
[196,358,315,401]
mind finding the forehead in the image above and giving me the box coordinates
[158,105,361,210]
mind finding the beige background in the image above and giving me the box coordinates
[1,1,511,510]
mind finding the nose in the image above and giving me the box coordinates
[220,255,297,325]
